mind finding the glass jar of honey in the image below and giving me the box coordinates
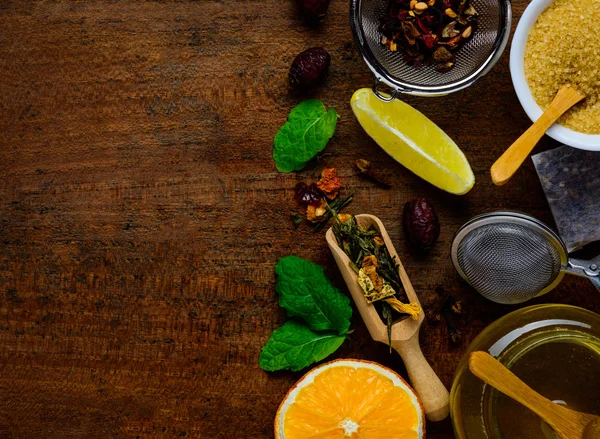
[451,304,600,439]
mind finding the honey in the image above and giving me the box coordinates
[487,333,600,438]
[450,305,600,439]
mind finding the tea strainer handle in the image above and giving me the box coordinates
[565,256,600,292]
[372,78,400,102]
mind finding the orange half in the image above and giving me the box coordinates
[275,359,424,439]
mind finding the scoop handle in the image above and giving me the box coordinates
[392,336,450,422]
[491,85,584,186]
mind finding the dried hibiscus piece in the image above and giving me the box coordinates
[317,168,342,200]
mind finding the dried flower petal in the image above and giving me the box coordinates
[337,213,352,223]
[422,33,437,49]
[306,199,328,223]
[317,168,342,199]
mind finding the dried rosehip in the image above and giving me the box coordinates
[297,0,330,24]
[289,47,331,90]
[403,198,440,254]
[294,182,322,206]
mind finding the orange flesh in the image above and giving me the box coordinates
[283,366,420,439]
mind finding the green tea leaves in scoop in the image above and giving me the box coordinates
[273,100,338,172]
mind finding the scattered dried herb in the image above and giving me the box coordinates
[331,213,422,346]
[426,307,442,324]
[425,285,463,344]
[291,169,353,231]
[291,212,305,228]
[355,159,392,188]
[425,286,446,324]
[442,296,462,344]
[311,195,353,232]
[379,0,478,71]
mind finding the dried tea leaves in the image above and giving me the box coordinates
[379,0,478,71]
[331,214,422,345]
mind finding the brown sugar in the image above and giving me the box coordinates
[524,0,600,134]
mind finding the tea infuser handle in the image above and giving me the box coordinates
[392,336,450,422]
[372,79,399,102]
[590,276,600,292]
[565,257,600,292]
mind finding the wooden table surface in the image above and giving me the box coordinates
[1,1,599,438]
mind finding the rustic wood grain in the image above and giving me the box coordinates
[0,1,598,438]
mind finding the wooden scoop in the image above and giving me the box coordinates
[469,351,600,439]
[326,214,449,422]
[491,85,585,186]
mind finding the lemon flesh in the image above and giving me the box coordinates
[350,88,475,195]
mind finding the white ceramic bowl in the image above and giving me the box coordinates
[510,0,600,151]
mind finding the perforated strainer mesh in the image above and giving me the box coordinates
[352,0,510,93]
[455,223,564,304]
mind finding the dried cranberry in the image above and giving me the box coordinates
[403,198,440,255]
[297,0,330,24]
[294,182,322,206]
[289,47,331,90]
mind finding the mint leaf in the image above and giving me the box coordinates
[273,100,338,172]
[259,320,346,372]
[276,255,352,335]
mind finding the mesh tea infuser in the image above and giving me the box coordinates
[350,0,512,97]
[451,211,600,304]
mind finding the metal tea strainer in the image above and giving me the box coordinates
[451,212,600,304]
[350,0,512,97]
